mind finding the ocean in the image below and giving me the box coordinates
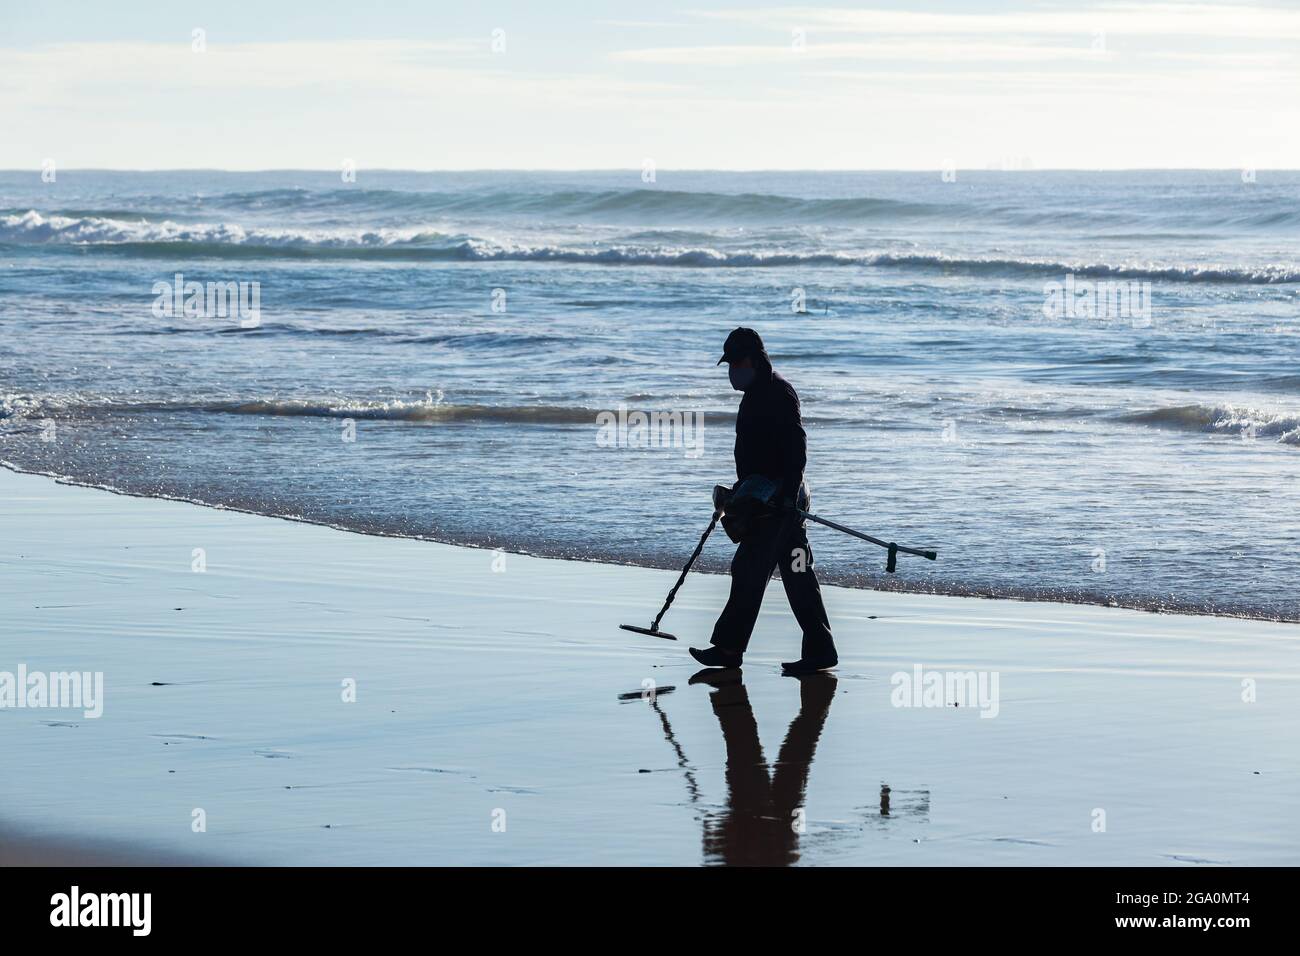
[2,169,1298,620]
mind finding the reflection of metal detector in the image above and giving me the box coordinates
[647,694,701,806]
[619,684,700,802]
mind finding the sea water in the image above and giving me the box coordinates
[2,169,1297,619]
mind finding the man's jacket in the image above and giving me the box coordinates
[733,362,807,502]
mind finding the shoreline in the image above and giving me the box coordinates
[1,459,1292,627]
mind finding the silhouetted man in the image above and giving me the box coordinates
[690,328,838,675]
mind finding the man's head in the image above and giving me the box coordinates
[718,327,768,391]
[717,327,766,366]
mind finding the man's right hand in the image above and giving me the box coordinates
[712,484,733,512]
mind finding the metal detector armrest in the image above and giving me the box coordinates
[797,509,938,573]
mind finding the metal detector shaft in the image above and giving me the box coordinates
[796,509,937,571]
[648,510,721,631]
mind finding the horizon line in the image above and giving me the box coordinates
[3,166,1293,175]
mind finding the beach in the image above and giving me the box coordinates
[4,465,1298,866]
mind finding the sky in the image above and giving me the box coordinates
[2,0,1298,170]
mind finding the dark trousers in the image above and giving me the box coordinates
[710,508,836,660]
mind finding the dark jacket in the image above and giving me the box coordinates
[734,361,807,501]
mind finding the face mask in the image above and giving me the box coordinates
[728,365,756,391]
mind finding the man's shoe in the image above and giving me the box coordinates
[689,645,743,668]
[781,657,838,676]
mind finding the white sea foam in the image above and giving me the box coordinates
[3,211,1295,282]
[0,210,449,248]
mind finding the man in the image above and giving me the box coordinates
[690,327,838,675]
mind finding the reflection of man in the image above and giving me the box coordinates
[693,670,838,866]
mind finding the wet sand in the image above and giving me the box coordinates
[0,825,210,866]
[2,466,1298,865]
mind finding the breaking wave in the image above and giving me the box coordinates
[3,212,1296,283]
[16,184,1300,229]
[0,393,606,426]
[0,210,456,248]
[1120,404,1300,444]
[39,187,955,225]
